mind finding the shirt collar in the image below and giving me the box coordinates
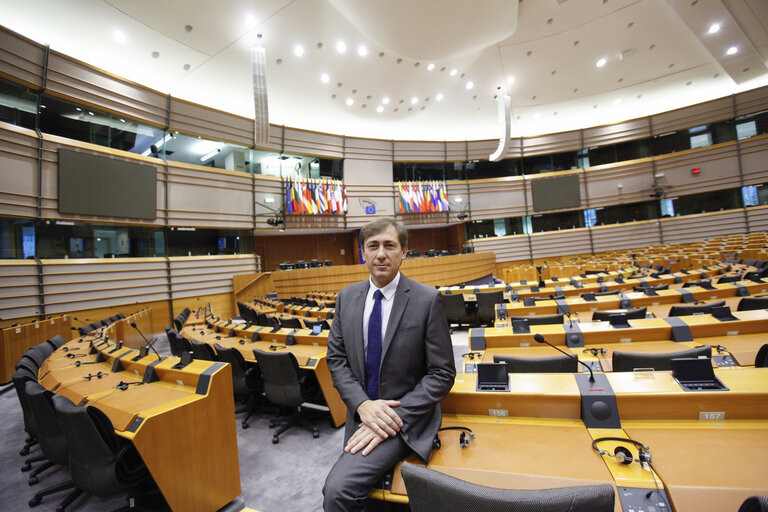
[369,272,400,301]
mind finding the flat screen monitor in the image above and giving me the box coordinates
[531,174,581,212]
[476,362,510,392]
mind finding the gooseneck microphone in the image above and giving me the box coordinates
[130,322,161,359]
[549,294,573,327]
[534,333,595,383]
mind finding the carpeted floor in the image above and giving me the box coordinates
[0,330,469,512]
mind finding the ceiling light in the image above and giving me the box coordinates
[507,76,515,84]
[596,58,607,67]
[245,14,257,27]
[265,197,275,203]
[427,63,435,71]
[382,97,390,104]
[119,118,125,123]
[200,148,220,162]
[454,196,463,203]
[450,68,458,76]
[708,23,720,34]
[376,106,384,113]
[613,98,622,105]
[411,97,418,105]
[436,93,444,101]
[112,30,127,44]
[320,73,330,83]
[336,41,347,54]
[726,46,738,55]
[357,45,368,56]
[466,81,474,90]
[346,98,354,106]
[533,113,541,120]
[75,107,81,112]
[294,44,304,57]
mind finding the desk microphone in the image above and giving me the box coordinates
[533,333,594,383]
[549,294,573,327]
[72,317,90,325]
[130,322,161,359]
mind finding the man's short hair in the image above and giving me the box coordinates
[359,217,408,249]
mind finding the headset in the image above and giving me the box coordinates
[433,426,475,450]
[461,352,482,360]
[591,436,651,465]
[115,381,144,391]
[583,347,607,356]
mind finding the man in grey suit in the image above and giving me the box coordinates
[323,217,456,511]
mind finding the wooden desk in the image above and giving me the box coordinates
[623,421,768,512]
[1,314,72,383]
[39,337,242,512]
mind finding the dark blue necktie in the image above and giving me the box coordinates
[365,289,384,400]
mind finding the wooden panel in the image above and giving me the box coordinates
[734,85,768,117]
[582,118,651,148]
[393,140,445,162]
[530,229,593,260]
[523,129,582,155]
[651,95,734,135]
[585,159,654,208]
[253,231,356,272]
[0,26,45,89]
[591,220,662,253]
[0,122,41,218]
[169,97,253,147]
[169,255,259,300]
[467,176,528,220]
[0,258,41,320]
[0,314,71,383]
[345,137,391,161]
[739,133,768,186]
[469,235,532,264]
[281,126,344,159]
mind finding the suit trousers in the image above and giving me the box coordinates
[323,434,412,512]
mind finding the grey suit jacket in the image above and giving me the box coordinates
[326,273,456,462]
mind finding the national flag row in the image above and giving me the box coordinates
[397,181,449,213]
[285,178,348,215]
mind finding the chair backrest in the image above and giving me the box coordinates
[213,344,251,397]
[253,349,304,408]
[32,341,55,360]
[737,297,768,311]
[190,340,217,361]
[304,319,330,330]
[738,495,768,512]
[508,314,564,326]
[12,367,39,437]
[755,344,768,368]
[717,275,741,284]
[172,317,183,331]
[21,347,47,369]
[47,334,68,349]
[25,380,68,465]
[165,326,185,357]
[442,294,468,320]
[493,354,578,374]
[612,345,712,372]
[256,312,273,327]
[592,307,647,321]
[400,461,614,512]
[668,301,726,317]
[279,317,303,329]
[476,291,504,323]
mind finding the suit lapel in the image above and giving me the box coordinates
[382,276,410,359]
[351,281,369,378]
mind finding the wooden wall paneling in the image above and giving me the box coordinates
[0,26,46,89]
[168,97,253,147]
[446,141,468,161]
[345,183,397,228]
[466,139,500,161]
[173,293,233,325]
[253,174,283,230]
[530,229,593,260]
[281,127,344,159]
[738,134,768,186]
[393,140,445,162]
[660,209,748,244]
[591,220,662,253]
[650,96,734,135]
[0,260,43,320]
[45,52,167,128]
[233,272,275,305]
[734,86,768,117]
[653,142,741,197]
[585,159,655,208]
[467,176,527,220]
[0,123,39,218]
[582,118,651,148]
[468,235,531,264]
[0,314,71,383]
[166,164,254,229]
[253,231,355,272]
[523,129,582,155]
[406,226,450,254]
[345,137,392,162]
[168,256,258,306]
[746,206,768,232]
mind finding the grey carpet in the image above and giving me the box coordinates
[0,331,469,511]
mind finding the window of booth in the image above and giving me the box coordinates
[0,77,37,130]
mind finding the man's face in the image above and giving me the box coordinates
[362,224,406,288]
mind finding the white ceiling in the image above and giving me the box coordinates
[2,0,768,141]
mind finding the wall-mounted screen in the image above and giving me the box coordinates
[531,174,581,212]
[57,149,156,220]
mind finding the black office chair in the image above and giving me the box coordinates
[164,327,191,357]
[668,300,726,317]
[612,345,712,372]
[755,344,768,368]
[12,367,42,457]
[476,291,505,327]
[279,317,303,330]
[442,293,476,332]
[242,305,260,325]
[738,496,768,512]
[493,354,578,374]
[214,344,262,429]
[20,348,47,370]
[189,339,217,361]
[303,319,330,331]
[32,341,55,360]
[507,314,564,326]
[592,307,647,321]
[256,312,273,327]
[717,275,741,284]
[400,461,614,512]
[51,395,159,511]
[253,349,324,444]
[172,316,184,332]
[737,297,768,311]
[47,335,68,349]
[25,381,83,509]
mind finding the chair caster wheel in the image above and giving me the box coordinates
[313,430,319,439]
[241,422,249,429]
[21,463,32,472]
[28,476,39,485]
[268,420,276,428]
[29,497,41,507]
[20,447,30,456]
[272,436,279,444]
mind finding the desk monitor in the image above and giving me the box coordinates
[671,357,728,392]
[476,362,510,392]
[312,324,322,335]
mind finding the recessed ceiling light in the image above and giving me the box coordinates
[507,76,515,84]
[411,97,418,105]
[245,14,257,27]
[427,63,435,71]
[450,69,458,76]
[336,41,347,53]
[613,98,622,105]
[376,106,384,113]
[596,58,607,67]
[320,73,330,83]
[294,45,304,57]
[533,113,541,120]
[708,23,720,34]
[345,98,354,106]
[357,45,368,57]
[120,118,125,122]
[113,30,127,44]
[466,81,474,90]
[726,46,738,55]
[436,93,444,101]
[382,97,390,104]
